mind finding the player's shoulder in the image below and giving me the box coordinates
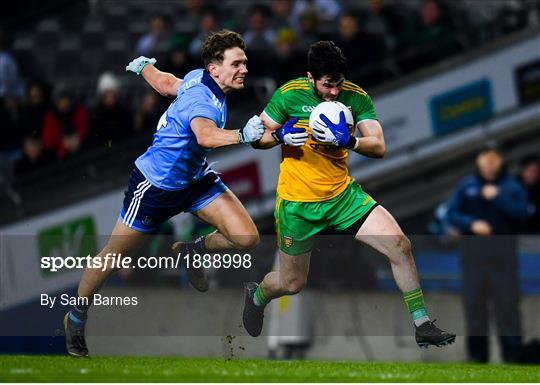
[278,77,310,94]
[182,83,214,104]
[341,80,368,96]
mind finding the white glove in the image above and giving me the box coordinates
[126,56,157,75]
[238,115,264,144]
[311,119,338,145]
[311,111,355,148]
[271,118,308,147]
[283,130,308,146]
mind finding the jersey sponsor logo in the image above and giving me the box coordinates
[301,105,315,112]
[309,143,341,151]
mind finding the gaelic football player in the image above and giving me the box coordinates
[64,30,265,357]
[243,41,456,348]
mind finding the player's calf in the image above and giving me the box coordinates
[228,233,260,250]
[280,276,307,296]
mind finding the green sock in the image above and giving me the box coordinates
[253,285,269,307]
[403,287,430,326]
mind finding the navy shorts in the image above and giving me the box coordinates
[119,167,227,233]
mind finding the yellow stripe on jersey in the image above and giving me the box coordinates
[281,86,309,94]
[342,86,367,96]
[280,80,306,89]
[343,80,364,89]
[342,82,367,95]
[280,80,310,93]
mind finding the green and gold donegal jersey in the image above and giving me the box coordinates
[263,77,377,202]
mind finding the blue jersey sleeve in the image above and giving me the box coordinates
[187,86,220,125]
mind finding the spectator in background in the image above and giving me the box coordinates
[87,72,133,149]
[174,0,207,35]
[273,27,304,84]
[134,90,166,136]
[42,90,89,159]
[447,145,528,363]
[14,133,55,176]
[0,29,23,160]
[189,6,220,62]
[161,35,193,78]
[398,0,462,71]
[244,4,276,51]
[295,10,320,52]
[290,0,341,25]
[0,96,19,158]
[0,29,23,100]
[270,0,294,30]
[517,154,540,233]
[19,79,51,138]
[365,0,410,50]
[243,4,276,76]
[135,14,171,59]
[334,10,386,85]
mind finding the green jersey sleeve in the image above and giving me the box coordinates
[263,88,289,125]
[352,92,377,122]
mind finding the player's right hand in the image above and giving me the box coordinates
[311,111,350,147]
[126,56,157,75]
[272,118,308,147]
[238,115,264,144]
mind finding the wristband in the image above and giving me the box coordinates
[346,136,358,149]
[271,131,282,144]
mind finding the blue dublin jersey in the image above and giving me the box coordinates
[135,69,227,190]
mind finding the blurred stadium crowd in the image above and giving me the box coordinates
[0,0,539,188]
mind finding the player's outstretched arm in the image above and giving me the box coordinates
[352,119,386,158]
[191,115,264,149]
[126,56,183,97]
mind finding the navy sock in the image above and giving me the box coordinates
[69,302,90,325]
[192,236,208,254]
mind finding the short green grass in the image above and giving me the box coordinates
[0,356,538,382]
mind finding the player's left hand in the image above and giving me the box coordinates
[311,111,353,148]
[126,56,157,75]
[239,115,265,144]
[273,118,308,147]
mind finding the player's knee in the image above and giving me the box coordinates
[282,276,307,295]
[233,233,260,250]
[395,236,412,258]
[398,235,412,257]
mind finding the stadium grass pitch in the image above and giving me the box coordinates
[1,355,539,382]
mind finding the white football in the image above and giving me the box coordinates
[309,101,354,131]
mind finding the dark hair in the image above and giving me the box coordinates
[248,3,271,18]
[520,154,540,168]
[478,141,500,156]
[201,30,246,67]
[308,41,348,81]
